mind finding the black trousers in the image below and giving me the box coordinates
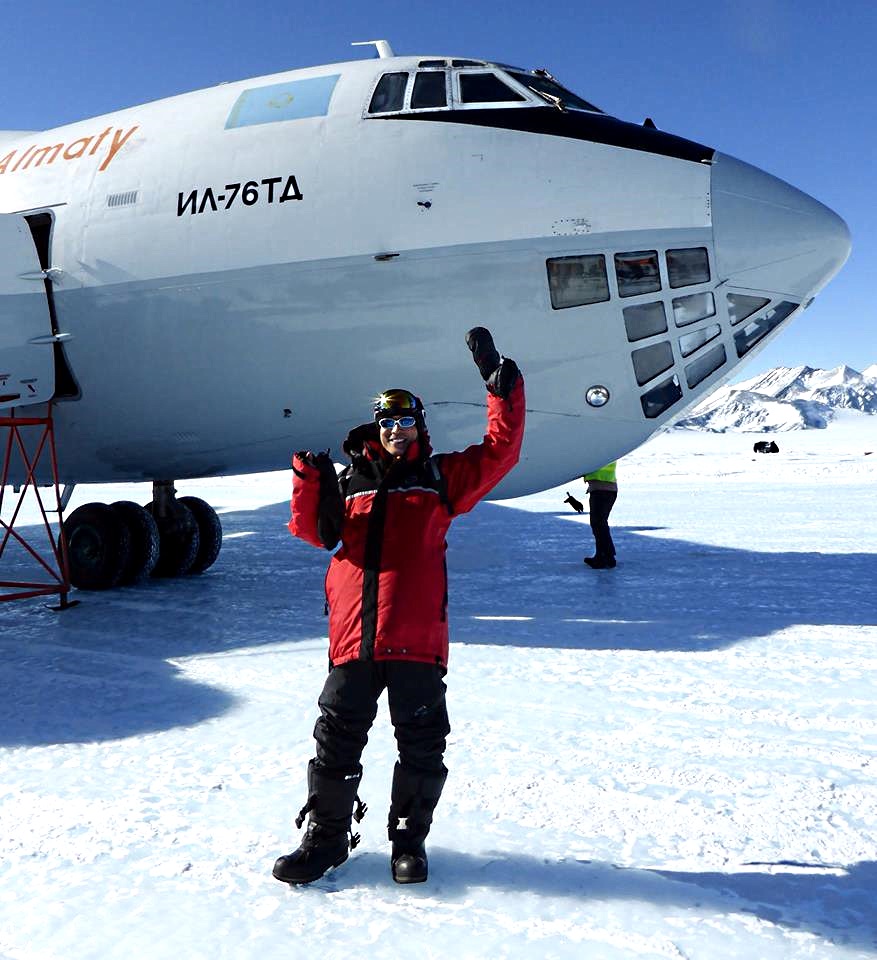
[314,659,450,776]
[311,660,450,846]
[589,489,617,558]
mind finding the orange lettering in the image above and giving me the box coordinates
[0,123,141,176]
[63,137,93,160]
[89,127,112,155]
[98,126,139,172]
[12,146,36,171]
[26,144,65,168]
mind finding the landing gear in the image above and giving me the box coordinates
[147,482,200,577]
[63,503,131,591]
[179,496,223,574]
[111,501,159,584]
[63,481,222,591]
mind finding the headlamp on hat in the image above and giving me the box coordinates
[373,389,421,418]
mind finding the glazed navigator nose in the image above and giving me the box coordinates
[710,152,851,301]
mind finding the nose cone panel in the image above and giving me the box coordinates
[711,152,850,300]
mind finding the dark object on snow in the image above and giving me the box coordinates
[753,440,779,453]
[564,491,584,513]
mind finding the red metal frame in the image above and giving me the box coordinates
[0,408,72,604]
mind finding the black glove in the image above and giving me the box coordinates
[465,326,520,399]
[466,327,501,381]
[313,451,337,481]
[563,492,584,514]
[294,451,343,550]
[295,450,324,469]
[293,450,331,477]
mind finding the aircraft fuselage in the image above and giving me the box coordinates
[0,53,850,496]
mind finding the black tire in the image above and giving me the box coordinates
[179,496,223,574]
[111,501,160,584]
[146,500,200,578]
[63,502,131,591]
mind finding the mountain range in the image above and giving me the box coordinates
[674,364,877,432]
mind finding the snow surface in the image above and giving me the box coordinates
[2,422,876,959]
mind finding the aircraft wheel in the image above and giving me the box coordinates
[111,501,160,584]
[146,500,200,578]
[179,496,223,574]
[63,503,131,590]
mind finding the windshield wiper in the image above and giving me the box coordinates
[530,68,566,111]
[530,87,566,111]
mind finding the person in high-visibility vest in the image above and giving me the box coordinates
[583,461,617,569]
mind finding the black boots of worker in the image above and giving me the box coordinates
[584,554,616,568]
[387,763,447,884]
[272,761,366,885]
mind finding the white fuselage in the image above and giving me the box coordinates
[0,55,850,495]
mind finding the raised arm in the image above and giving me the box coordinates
[439,328,525,515]
[288,451,344,550]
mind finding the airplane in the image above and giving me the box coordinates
[0,40,851,591]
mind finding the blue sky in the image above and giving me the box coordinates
[3,0,874,373]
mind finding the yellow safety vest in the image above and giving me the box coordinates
[584,461,617,484]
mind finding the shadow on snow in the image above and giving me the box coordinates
[336,851,877,953]
[1,497,875,747]
[450,502,877,652]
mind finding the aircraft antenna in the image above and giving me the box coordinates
[352,40,395,59]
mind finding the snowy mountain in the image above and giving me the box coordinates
[676,363,877,432]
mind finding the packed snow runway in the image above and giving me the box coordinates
[1,421,876,959]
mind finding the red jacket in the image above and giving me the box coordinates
[289,377,525,669]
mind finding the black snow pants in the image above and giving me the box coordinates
[588,489,617,559]
[309,660,450,851]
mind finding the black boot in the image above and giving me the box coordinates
[391,842,428,884]
[273,761,367,885]
[584,555,616,569]
[273,822,350,884]
[387,763,447,884]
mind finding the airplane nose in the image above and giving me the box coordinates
[711,152,851,301]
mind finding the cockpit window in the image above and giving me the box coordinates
[459,73,526,104]
[369,72,408,113]
[412,71,448,109]
[507,70,602,113]
[365,62,602,116]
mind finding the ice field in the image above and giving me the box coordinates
[1,417,875,959]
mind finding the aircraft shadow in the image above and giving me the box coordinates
[337,850,876,952]
[449,502,877,652]
[2,495,875,746]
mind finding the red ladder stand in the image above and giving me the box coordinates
[0,407,73,605]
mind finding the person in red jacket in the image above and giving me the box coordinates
[273,328,525,886]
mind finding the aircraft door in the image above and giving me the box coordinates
[0,213,55,410]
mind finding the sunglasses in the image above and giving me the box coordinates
[377,416,417,430]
